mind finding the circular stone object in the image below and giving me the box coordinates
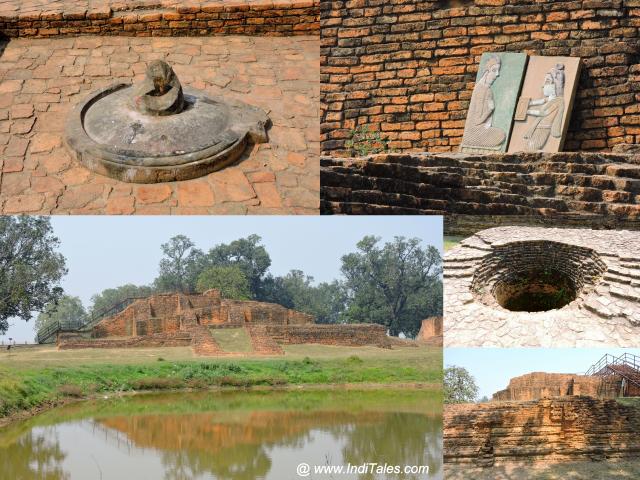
[65,83,269,183]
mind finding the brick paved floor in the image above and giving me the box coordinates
[0,35,319,214]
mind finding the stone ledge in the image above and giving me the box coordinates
[0,0,320,37]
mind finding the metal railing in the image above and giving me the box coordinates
[35,296,148,344]
[585,352,640,389]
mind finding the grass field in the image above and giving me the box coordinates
[0,344,441,421]
[446,460,640,479]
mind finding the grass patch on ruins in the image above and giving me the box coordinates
[208,328,253,353]
[0,345,441,420]
[444,236,465,251]
[617,397,640,408]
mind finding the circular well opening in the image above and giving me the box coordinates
[471,240,607,313]
[493,269,577,312]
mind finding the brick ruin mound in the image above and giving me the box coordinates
[417,317,443,346]
[57,290,395,355]
[444,396,640,467]
[445,227,640,347]
[321,152,640,233]
[492,372,639,402]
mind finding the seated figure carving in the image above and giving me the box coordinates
[460,55,507,153]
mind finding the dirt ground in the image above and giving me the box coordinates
[445,460,640,480]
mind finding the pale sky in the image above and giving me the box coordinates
[445,348,640,400]
[3,215,443,343]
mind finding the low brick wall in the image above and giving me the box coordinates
[321,151,640,233]
[265,323,391,348]
[0,1,320,37]
[322,0,640,154]
[58,331,192,349]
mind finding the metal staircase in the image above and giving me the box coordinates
[35,296,147,344]
[585,353,640,391]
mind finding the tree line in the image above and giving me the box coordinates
[0,217,443,340]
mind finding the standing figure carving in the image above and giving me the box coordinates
[460,55,507,153]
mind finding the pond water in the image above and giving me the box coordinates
[0,389,442,480]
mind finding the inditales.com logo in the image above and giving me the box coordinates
[296,462,430,477]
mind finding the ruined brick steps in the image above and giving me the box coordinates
[245,325,284,355]
[321,153,640,229]
[0,0,320,37]
[444,397,640,466]
[186,324,227,356]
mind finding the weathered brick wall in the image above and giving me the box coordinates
[445,397,640,465]
[91,292,314,338]
[59,331,192,349]
[265,323,391,347]
[321,0,640,155]
[418,317,443,340]
[220,299,315,325]
[0,1,320,37]
[492,372,621,401]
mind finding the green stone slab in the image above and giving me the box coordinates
[460,52,528,154]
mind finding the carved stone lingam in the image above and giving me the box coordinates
[65,60,269,183]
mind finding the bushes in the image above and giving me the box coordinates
[130,377,183,391]
[58,384,83,397]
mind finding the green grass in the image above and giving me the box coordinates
[0,345,441,420]
[617,397,640,407]
[444,235,465,251]
[208,328,253,353]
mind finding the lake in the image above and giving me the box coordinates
[0,389,442,479]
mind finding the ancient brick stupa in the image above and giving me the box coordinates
[65,60,269,183]
[51,290,391,356]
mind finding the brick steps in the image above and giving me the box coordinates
[245,325,284,355]
[186,324,227,356]
[321,153,640,226]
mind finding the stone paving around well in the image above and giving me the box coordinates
[445,227,640,348]
[0,35,319,214]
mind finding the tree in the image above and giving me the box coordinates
[205,234,271,298]
[258,271,347,324]
[311,281,348,324]
[153,235,203,293]
[444,366,479,404]
[0,217,67,334]
[35,295,87,333]
[196,265,251,300]
[340,236,442,337]
[90,284,155,319]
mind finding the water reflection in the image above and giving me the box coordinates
[0,390,442,480]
